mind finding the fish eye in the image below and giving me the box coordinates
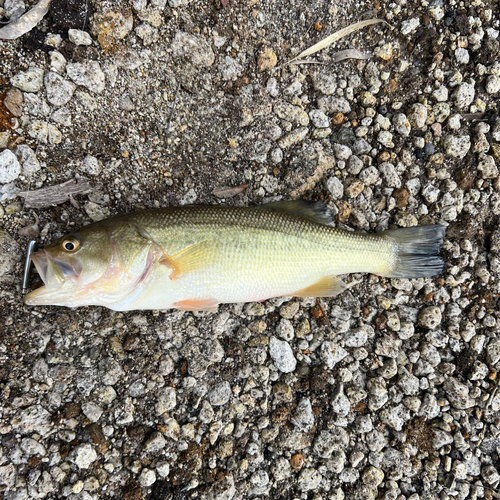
[63,238,80,252]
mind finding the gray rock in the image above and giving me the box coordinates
[144,431,167,453]
[320,341,348,369]
[292,397,314,431]
[269,336,296,373]
[100,359,125,385]
[379,404,410,431]
[156,461,170,478]
[355,414,373,434]
[298,468,322,492]
[23,93,50,116]
[443,377,475,409]
[366,430,387,452]
[11,67,44,92]
[208,381,232,406]
[377,130,394,148]
[331,383,350,416]
[20,437,46,456]
[317,96,351,114]
[12,405,52,436]
[312,72,337,95]
[68,29,93,46]
[278,127,309,149]
[486,75,500,94]
[379,162,400,188]
[80,155,101,176]
[139,468,156,487]
[0,464,17,489]
[359,166,380,185]
[433,429,453,449]
[313,429,349,458]
[453,81,475,109]
[487,338,500,365]
[67,61,106,93]
[418,306,442,329]
[51,107,72,126]
[81,402,103,422]
[478,155,499,179]
[326,175,344,200]
[171,32,215,67]
[0,150,21,183]
[14,144,40,177]
[392,113,411,136]
[155,387,177,414]
[220,56,244,80]
[44,72,76,106]
[455,47,469,64]
[272,457,291,481]
[118,94,135,111]
[407,103,428,128]
[276,318,294,341]
[168,0,192,7]
[482,465,500,485]
[333,143,353,161]
[274,101,309,126]
[309,109,329,128]
[69,443,97,469]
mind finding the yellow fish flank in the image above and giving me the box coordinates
[24,201,446,311]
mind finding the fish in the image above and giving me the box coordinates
[24,201,446,311]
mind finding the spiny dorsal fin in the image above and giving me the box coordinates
[258,200,333,225]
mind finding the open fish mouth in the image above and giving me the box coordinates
[24,250,80,306]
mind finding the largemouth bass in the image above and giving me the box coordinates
[24,201,446,311]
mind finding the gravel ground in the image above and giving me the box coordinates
[1,0,500,499]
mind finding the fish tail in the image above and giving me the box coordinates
[382,225,446,278]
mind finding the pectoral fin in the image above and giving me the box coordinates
[161,241,214,280]
[291,276,347,298]
[174,298,219,312]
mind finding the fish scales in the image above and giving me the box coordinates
[24,202,445,310]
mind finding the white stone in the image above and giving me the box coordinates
[69,444,97,469]
[486,75,500,94]
[82,402,103,422]
[139,468,156,487]
[11,67,44,92]
[68,29,93,46]
[269,336,296,373]
[0,150,21,183]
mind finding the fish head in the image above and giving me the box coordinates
[24,222,120,307]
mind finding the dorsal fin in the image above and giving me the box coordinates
[258,200,333,225]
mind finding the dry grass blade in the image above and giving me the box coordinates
[212,183,250,198]
[286,19,385,66]
[331,48,370,62]
[0,0,52,40]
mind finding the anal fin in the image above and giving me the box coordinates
[291,276,346,298]
[174,298,219,312]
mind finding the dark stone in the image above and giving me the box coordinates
[377,105,388,116]
[455,14,470,36]
[424,143,435,155]
[415,148,425,160]
[444,10,456,27]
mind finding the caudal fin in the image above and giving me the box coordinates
[383,225,446,278]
